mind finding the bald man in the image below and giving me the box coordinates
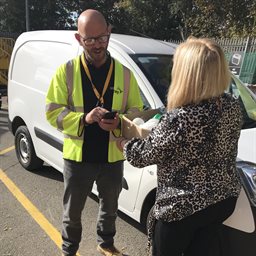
[75,9,111,68]
[46,9,143,256]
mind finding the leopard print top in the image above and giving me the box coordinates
[123,93,242,249]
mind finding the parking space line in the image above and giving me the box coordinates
[0,147,81,255]
[0,168,81,255]
[0,145,15,155]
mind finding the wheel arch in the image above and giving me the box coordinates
[140,188,156,227]
[10,116,27,135]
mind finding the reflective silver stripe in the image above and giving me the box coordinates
[57,108,70,130]
[66,60,75,111]
[64,133,83,140]
[66,61,84,113]
[75,106,84,112]
[46,103,65,112]
[121,66,130,113]
[65,59,85,139]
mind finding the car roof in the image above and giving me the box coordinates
[110,33,176,55]
[16,30,78,45]
[16,30,176,55]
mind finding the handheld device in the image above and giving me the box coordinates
[102,111,117,119]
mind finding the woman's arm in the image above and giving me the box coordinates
[123,111,183,168]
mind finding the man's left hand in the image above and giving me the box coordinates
[99,113,120,131]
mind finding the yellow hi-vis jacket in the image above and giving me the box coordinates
[45,55,143,162]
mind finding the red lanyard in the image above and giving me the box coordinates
[81,54,113,106]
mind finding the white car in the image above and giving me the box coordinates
[8,31,256,256]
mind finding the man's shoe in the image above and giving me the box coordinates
[97,244,122,256]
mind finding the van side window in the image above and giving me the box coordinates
[131,54,172,106]
[11,41,77,93]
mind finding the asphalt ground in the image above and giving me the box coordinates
[0,96,148,256]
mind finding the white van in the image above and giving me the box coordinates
[8,31,256,255]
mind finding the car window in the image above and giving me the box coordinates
[138,88,151,110]
[228,77,256,129]
[131,54,173,105]
[131,54,256,130]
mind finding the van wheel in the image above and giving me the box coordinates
[15,126,44,171]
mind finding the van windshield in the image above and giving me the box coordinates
[132,54,256,130]
[228,76,256,129]
[131,54,173,105]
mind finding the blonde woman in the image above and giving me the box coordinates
[122,38,243,256]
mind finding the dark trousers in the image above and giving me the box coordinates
[152,197,237,256]
[61,160,123,256]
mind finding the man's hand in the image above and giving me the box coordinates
[85,107,108,124]
[99,112,120,131]
[85,107,120,131]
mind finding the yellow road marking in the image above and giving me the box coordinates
[0,168,62,247]
[0,145,15,155]
[0,147,81,255]
[0,168,81,256]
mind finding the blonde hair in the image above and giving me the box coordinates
[167,37,230,110]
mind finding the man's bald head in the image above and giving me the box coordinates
[77,9,108,37]
[75,9,111,67]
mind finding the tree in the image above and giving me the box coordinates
[115,0,184,40]
[28,0,80,30]
[0,0,255,39]
[78,0,115,24]
[0,0,26,34]
[224,0,256,37]
[0,0,80,34]
[186,0,256,38]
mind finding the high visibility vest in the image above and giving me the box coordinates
[46,55,143,162]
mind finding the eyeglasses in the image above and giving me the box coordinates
[80,34,110,46]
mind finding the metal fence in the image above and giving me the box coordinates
[170,37,256,86]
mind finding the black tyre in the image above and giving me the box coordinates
[0,96,2,109]
[15,125,44,170]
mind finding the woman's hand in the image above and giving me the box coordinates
[120,138,128,149]
[116,137,129,152]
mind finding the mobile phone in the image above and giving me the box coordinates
[102,111,117,119]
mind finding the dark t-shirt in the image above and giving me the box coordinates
[81,54,115,163]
